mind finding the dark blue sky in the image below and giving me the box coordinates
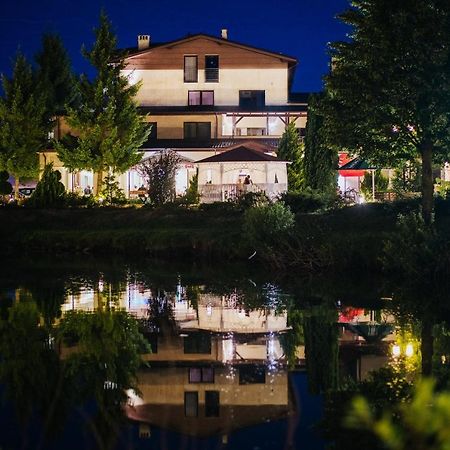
[0,0,350,93]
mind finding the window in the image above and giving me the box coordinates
[184,392,198,417]
[239,90,265,109]
[205,55,219,82]
[183,122,211,141]
[189,367,215,383]
[184,56,198,82]
[184,333,212,353]
[239,365,266,384]
[188,91,214,106]
[205,391,220,417]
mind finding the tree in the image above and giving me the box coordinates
[347,379,450,450]
[30,162,66,207]
[56,12,151,195]
[303,93,337,194]
[137,150,180,205]
[0,170,13,202]
[277,121,304,192]
[0,53,49,199]
[321,0,450,224]
[35,33,78,116]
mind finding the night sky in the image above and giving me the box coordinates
[0,0,350,93]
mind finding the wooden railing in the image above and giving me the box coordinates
[199,183,287,203]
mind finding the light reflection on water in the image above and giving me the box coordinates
[0,262,399,450]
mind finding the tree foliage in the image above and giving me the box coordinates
[137,150,180,205]
[30,163,66,207]
[0,52,49,198]
[347,379,450,450]
[0,170,12,197]
[321,0,450,223]
[277,121,304,192]
[56,12,150,194]
[35,32,78,116]
[303,93,337,194]
[303,305,339,394]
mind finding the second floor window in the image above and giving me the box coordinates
[239,90,265,109]
[184,55,198,82]
[188,90,214,106]
[184,122,211,141]
[205,55,219,82]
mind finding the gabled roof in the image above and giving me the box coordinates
[119,33,298,65]
[197,143,285,163]
[339,157,374,170]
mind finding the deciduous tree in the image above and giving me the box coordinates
[321,0,450,224]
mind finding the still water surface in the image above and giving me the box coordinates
[0,257,395,450]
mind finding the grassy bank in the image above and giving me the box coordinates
[2,200,447,272]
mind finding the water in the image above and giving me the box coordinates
[0,257,396,450]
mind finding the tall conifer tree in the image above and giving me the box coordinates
[277,122,304,192]
[56,12,150,194]
[0,53,49,199]
[35,32,78,116]
[303,94,337,194]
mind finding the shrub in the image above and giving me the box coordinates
[236,191,270,209]
[99,174,126,206]
[279,189,338,213]
[29,163,65,207]
[180,170,200,205]
[198,201,240,215]
[243,202,295,245]
[361,169,389,199]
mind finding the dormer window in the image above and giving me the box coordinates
[184,56,198,82]
[205,55,219,82]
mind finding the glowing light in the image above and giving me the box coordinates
[392,344,401,357]
[405,343,414,357]
[207,304,212,316]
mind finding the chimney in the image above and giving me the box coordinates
[221,29,228,40]
[138,35,150,50]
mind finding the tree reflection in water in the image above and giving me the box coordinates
[0,296,149,450]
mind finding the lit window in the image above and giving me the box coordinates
[188,91,214,106]
[184,56,198,82]
[189,367,214,383]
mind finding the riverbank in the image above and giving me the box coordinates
[2,200,449,273]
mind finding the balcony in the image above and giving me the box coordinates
[205,68,219,82]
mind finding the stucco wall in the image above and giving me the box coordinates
[123,68,288,106]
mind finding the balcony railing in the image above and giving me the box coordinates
[199,183,287,203]
[205,68,219,82]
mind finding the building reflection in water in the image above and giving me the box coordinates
[58,278,398,440]
[61,279,296,440]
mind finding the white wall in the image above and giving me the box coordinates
[123,68,288,106]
